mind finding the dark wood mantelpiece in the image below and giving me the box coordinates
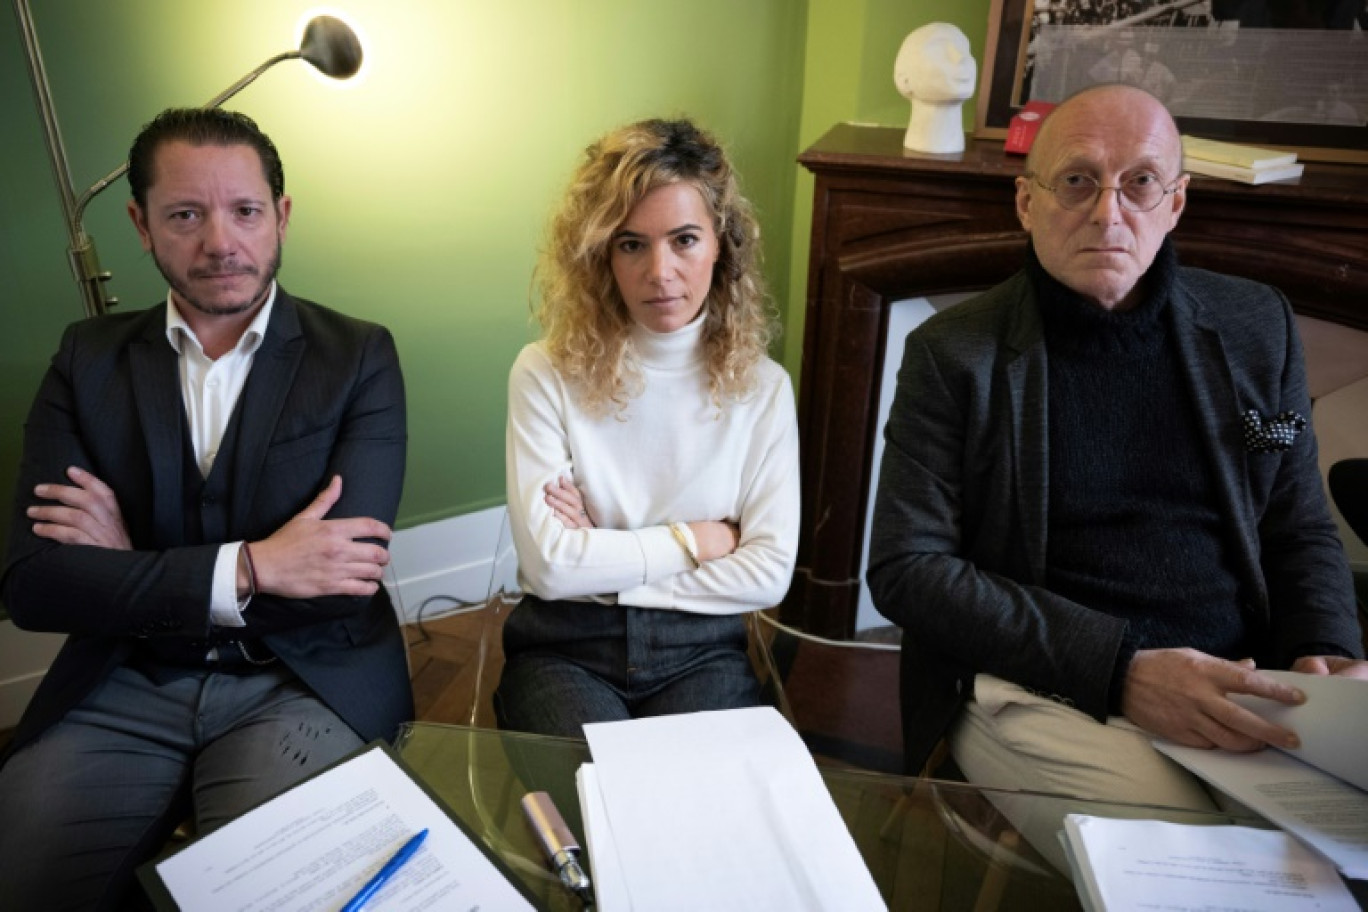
[784,123,1368,639]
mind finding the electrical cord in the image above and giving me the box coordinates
[401,595,488,654]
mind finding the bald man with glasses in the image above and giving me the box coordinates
[868,84,1365,813]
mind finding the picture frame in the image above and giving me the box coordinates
[973,0,1368,164]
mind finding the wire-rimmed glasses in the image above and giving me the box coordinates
[1030,172,1185,212]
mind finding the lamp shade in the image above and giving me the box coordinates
[300,15,363,79]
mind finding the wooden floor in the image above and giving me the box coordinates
[406,603,507,730]
[0,606,905,773]
[0,613,501,756]
[407,603,906,773]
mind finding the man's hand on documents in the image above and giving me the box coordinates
[1122,648,1307,752]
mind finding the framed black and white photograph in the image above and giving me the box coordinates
[974,0,1368,163]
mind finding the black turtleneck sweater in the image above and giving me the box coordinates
[1033,239,1251,712]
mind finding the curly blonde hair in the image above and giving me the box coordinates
[536,118,777,415]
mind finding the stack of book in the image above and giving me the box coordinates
[1181,135,1305,185]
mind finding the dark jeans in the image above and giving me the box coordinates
[495,595,761,738]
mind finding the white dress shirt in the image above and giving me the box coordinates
[163,284,276,627]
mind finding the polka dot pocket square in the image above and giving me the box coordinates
[1242,409,1306,453]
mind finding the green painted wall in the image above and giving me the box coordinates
[781,0,991,372]
[0,0,807,562]
[1,0,996,575]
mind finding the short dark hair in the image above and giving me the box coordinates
[127,107,285,208]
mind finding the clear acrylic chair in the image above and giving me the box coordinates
[751,608,904,774]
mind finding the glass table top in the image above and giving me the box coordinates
[394,721,1298,911]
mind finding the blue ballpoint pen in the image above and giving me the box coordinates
[339,828,429,912]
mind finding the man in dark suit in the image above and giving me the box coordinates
[869,85,1365,811]
[0,108,411,909]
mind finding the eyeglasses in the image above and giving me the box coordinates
[1030,172,1184,212]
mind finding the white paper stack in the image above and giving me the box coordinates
[1060,815,1358,912]
[576,706,885,912]
[1182,135,1304,185]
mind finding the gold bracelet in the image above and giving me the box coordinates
[669,522,701,569]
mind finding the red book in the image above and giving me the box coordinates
[1006,101,1057,155]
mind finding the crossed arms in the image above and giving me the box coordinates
[1,315,407,640]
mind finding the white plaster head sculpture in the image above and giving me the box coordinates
[894,22,977,154]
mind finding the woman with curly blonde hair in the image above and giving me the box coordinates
[496,118,800,736]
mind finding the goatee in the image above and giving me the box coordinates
[154,244,283,317]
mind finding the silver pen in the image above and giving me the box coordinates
[521,791,594,905]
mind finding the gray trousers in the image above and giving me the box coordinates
[0,661,363,912]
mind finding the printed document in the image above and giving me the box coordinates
[1227,670,1368,791]
[145,743,537,911]
[1155,671,1368,878]
[579,706,885,911]
[1061,815,1359,912]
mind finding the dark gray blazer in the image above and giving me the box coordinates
[1,290,412,752]
[867,267,1361,774]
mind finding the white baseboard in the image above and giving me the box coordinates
[0,621,65,730]
[0,506,519,729]
[384,505,520,625]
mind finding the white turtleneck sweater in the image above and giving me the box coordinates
[506,315,800,615]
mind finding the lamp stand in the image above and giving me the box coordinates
[13,0,114,317]
[11,1,357,318]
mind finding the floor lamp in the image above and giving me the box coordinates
[11,2,364,318]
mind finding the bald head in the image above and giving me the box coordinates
[1027,84,1182,176]
[1015,83,1188,311]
